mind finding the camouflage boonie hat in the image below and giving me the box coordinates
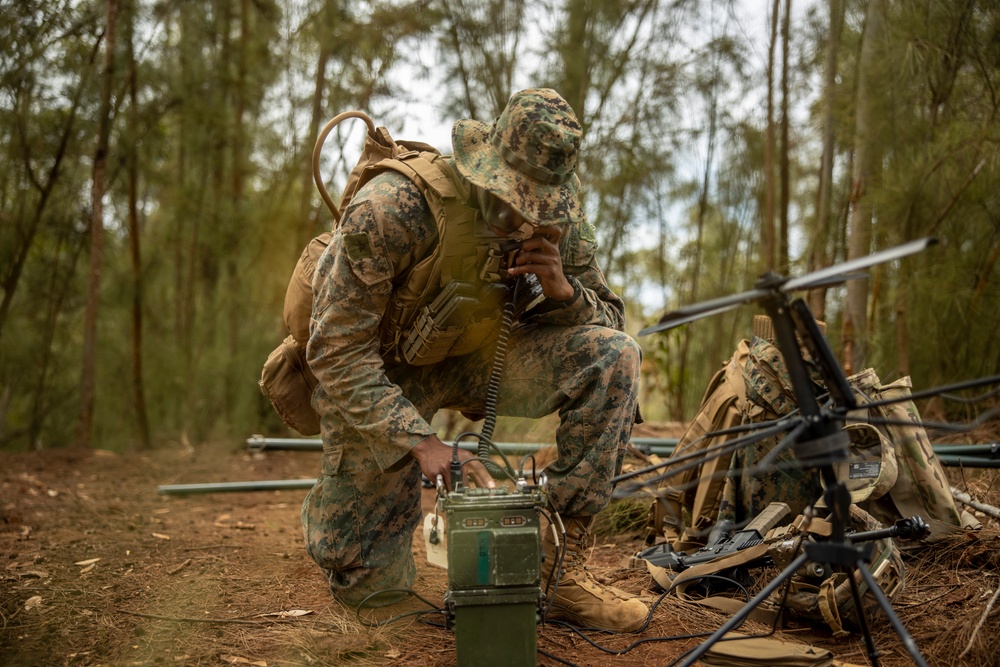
[452,88,584,226]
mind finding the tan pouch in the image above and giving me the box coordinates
[259,335,320,435]
[702,632,833,667]
[284,233,331,344]
[400,311,465,366]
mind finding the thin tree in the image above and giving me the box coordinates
[78,0,119,448]
[778,0,791,274]
[438,0,526,118]
[843,0,884,374]
[761,0,779,273]
[807,0,844,321]
[125,0,150,448]
[299,0,338,242]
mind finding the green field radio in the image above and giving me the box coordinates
[441,484,545,667]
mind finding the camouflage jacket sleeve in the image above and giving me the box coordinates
[306,171,439,473]
[524,218,627,331]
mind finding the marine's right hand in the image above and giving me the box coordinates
[410,435,496,492]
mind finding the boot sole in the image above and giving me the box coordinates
[545,605,644,633]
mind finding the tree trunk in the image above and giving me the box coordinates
[301,43,330,242]
[78,0,118,448]
[126,0,150,449]
[675,51,721,420]
[442,0,479,119]
[808,0,844,321]
[895,292,909,377]
[560,0,593,129]
[778,0,791,274]
[844,0,884,374]
[173,4,191,417]
[762,0,780,273]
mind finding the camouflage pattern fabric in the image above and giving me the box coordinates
[775,505,904,637]
[840,371,972,538]
[453,89,585,225]
[693,335,966,541]
[302,168,639,605]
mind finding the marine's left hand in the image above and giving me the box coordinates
[507,226,574,301]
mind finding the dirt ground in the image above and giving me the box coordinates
[3,421,999,667]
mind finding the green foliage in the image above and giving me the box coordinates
[838,0,1000,388]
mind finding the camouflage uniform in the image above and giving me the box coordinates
[301,165,640,605]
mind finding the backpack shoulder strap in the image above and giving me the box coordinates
[657,339,752,550]
[364,153,478,288]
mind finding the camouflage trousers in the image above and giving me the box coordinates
[301,323,640,606]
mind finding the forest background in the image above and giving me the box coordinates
[1,0,998,453]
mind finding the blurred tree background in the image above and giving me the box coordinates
[1,0,998,451]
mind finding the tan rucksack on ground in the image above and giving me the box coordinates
[647,316,976,550]
[637,317,982,638]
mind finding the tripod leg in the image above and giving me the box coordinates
[845,563,881,666]
[855,559,929,667]
[677,552,811,667]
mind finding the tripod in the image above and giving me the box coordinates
[638,239,940,667]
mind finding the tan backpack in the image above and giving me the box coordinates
[647,316,976,551]
[258,112,443,435]
[259,112,495,434]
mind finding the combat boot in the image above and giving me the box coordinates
[541,515,648,633]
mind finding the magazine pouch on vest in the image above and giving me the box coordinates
[398,281,478,365]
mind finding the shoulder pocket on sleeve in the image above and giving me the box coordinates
[341,201,391,286]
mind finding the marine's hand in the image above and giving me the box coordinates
[507,226,574,301]
[411,435,496,492]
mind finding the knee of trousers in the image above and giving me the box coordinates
[607,331,641,382]
[542,328,641,413]
[583,329,641,394]
[300,471,420,580]
[322,551,416,607]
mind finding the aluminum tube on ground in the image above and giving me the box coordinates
[157,479,317,495]
[245,435,682,455]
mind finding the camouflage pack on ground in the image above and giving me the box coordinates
[649,316,974,551]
